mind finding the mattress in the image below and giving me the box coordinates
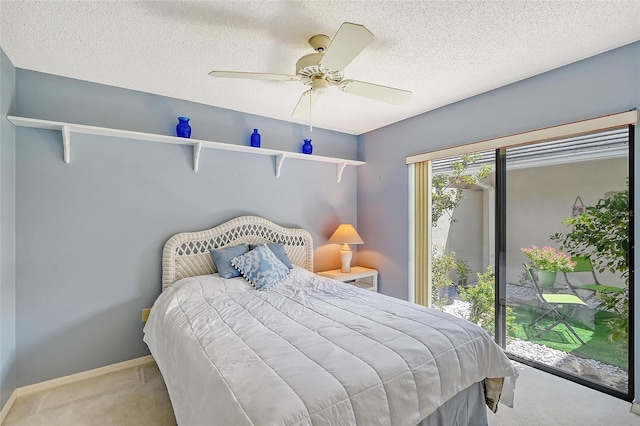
[144,266,517,425]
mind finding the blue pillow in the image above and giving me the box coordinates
[210,244,248,278]
[249,243,293,269]
[231,244,290,290]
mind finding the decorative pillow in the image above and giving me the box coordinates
[210,244,248,279]
[231,244,290,290]
[249,243,293,269]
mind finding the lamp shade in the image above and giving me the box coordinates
[328,224,364,245]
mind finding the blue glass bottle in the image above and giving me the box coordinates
[302,139,313,155]
[176,117,191,138]
[250,129,261,147]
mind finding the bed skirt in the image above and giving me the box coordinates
[417,382,488,426]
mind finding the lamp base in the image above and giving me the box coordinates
[340,244,352,273]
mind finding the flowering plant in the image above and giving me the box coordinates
[521,245,576,272]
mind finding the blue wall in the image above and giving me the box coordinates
[357,41,640,398]
[0,49,17,408]
[13,70,359,386]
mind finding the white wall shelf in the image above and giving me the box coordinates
[7,116,364,182]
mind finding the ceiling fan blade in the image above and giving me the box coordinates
[340,80,412,105]
[320,22,374,71]
[291,90,320,118]
[209,71,299,81]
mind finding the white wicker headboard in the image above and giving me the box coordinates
[162,215,314,290]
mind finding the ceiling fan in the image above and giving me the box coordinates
[209,22,412,118]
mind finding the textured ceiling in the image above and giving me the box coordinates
[1,1,639,135]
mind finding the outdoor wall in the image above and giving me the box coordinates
[506,158,628,285]
[357,41,640,399]
[14,70,358,387]
[0,48,17,409]
[445,158,628,286]
[446,190,485,278]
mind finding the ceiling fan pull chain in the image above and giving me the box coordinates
[309,91,313,132]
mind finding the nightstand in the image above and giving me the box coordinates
[317,266,378,292]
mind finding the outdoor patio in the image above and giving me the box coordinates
[442,282,628,394]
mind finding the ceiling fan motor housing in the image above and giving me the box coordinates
[295,52,344,85]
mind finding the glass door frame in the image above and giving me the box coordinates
[407,113,638,402]
[492,125,635,401]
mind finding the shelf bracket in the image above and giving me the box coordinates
[336,162,347,183]
[193,142,202,172]
[275,154,286,178]
[61,125,71,164]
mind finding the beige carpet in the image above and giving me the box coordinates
[3,362,176,426]
[490,362,639,426]
[4,361,639,425]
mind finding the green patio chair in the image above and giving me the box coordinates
[562,256,623,302]
[524,263,587,345]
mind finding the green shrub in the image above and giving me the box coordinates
[454,259,472,287]
[460,267,516,335]
[431,251,456,308]
[551,180,629,346]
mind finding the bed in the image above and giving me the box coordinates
[144,215,517,425]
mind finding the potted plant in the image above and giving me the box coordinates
[521,245,576,286]
[431,250,456,307]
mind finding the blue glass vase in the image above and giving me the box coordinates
[302,139,313,155]
[250,129,261,147]
[176,117,191,138]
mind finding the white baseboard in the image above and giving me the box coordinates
[0,389,18,425]
[631,401,640,416]
[0,355,154,424]
[16,355,154,399]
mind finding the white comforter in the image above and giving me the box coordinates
[144,267,517,426]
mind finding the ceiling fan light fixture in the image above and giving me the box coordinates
[311,77,329,93]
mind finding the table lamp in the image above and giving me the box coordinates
[328,224,364,273]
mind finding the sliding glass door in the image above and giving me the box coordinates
[421,124,633,399]
[504,128,631,396]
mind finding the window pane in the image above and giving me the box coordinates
[505,128,629,394]
[430,151,497,336]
